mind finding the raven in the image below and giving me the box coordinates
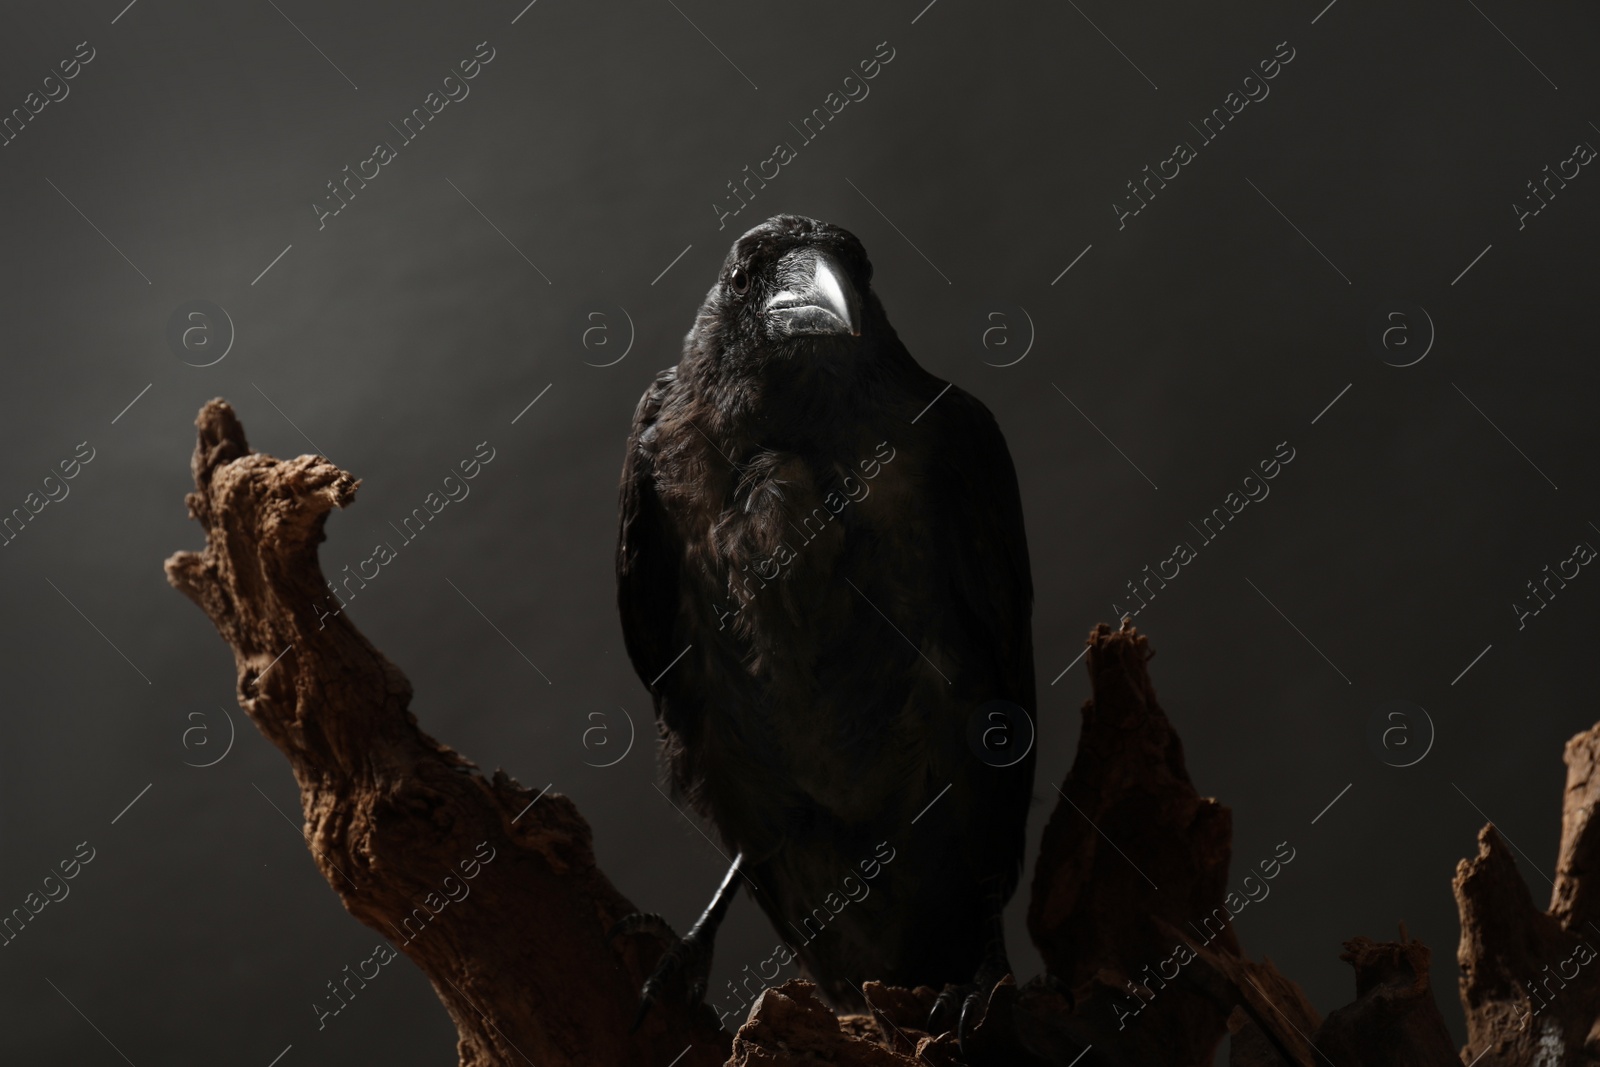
[614,214,1035,1040]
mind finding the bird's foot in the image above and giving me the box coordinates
[606,912,715,1031]
[928,956,1011,1054]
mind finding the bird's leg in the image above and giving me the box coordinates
[607,852,745,1031]
[929,872,1014,1052]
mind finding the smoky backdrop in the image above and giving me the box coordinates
[0,0,1596,1061]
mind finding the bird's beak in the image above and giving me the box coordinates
[763,250,861,339]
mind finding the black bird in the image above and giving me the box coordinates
[613,215,1035,1040]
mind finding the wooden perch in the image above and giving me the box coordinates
[1026,621,1239,1064]
[1455,719,1600,1064]
[168,400,1594,1066]
[1021,623,1457,1067]
[164,400,729,1067]
[1313,934,1457,1065]
[1553,723,1600,932]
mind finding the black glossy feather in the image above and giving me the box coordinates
[616,215,1035,1006]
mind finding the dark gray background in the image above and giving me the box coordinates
[0,0,1595,1062]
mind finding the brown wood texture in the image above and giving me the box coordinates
[166,400,1579,1066]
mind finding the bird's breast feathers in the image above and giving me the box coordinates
[657,430,912,645]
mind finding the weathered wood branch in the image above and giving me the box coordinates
[1313,934,1457,1065]
[169,400,1588,1066]
[1455,719,1600,1064]
[1026,622,1239,1064]
[729,623,1458,1066]
[1018,623,1456,1067]
[165,399,728,1067]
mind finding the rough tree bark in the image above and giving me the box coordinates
[165,400,729,1067]
[1455,720,1600,1063]
[1018,624,1455,1067]
[166,400,1586,1066]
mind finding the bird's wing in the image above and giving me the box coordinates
[616,368,697,746]
[924,381,1038,883]
[928,382,1036,710]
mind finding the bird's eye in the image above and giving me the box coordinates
[729,267,750,294]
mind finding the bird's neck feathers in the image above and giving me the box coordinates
[682,309,921,444]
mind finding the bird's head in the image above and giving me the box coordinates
[688,215,881,379]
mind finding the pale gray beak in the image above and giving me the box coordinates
[763,249,861,338]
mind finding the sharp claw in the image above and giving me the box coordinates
[957,991,982,1054]
[612,912,718,1032]
[927,987,958,1035]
